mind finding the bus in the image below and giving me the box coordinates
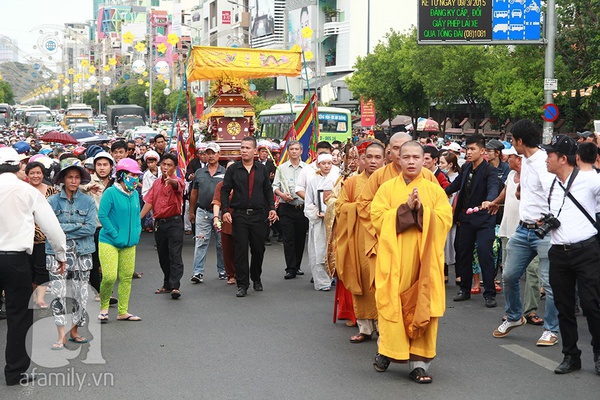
[257,104,352,143]
[17,105,54,126]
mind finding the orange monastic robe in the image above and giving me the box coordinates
[371,174,452,360]
[335,171,377,320]
[356,164,437,287]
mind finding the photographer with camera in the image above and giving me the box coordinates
[542,134,600,374]
[492,120,559,347]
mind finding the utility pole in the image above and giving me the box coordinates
[542,0,557,144]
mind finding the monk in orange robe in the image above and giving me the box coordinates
[370,141,452,384]
[335,141,386,342]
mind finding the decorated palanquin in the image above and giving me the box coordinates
[202,79,256,160]
[186,46,302,160]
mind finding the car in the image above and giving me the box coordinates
[511,9,522,18]
[126,127,160,143]
[70,123,97,134]
[509,0,526,4]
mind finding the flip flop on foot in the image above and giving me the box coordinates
[118,314,141,321]
[409,367,432,384]
[51,341,65,350]
[155,287,170,294]
[98,313,109,323]
[171,289,181,299]
[68,336,89,344]
[350,333,372,343]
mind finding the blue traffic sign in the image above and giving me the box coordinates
[492,0,541,41]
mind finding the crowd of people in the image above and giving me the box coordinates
[2,119,600,386]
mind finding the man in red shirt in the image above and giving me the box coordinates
[423,145,450,189]
[141,153,186,299]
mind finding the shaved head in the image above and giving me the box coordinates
[400,141,425,155]
[389,132,413,168]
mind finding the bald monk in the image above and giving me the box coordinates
[370,141,452,384]
[356,132,437,287]
[335,141,386,343]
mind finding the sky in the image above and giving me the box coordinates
[0,0,92,65]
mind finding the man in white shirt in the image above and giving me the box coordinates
[0,147,67,386]
[492,120,560,347]
[543,134,600,374]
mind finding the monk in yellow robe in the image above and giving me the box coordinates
[356,132,437,287]
[336,141,386,342]
[370,141,452,384]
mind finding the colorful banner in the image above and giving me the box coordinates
[176,122,187,179]
[279,94,319,164]
[186,88,196,162]
[186,46,302,82]
[360,98,376,127]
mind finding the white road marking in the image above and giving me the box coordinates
[501,344,559,371]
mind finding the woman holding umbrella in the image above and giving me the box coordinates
[46,158,97,350]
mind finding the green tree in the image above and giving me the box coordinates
[0,81,14,104]
[108,83,130,105]
[555,0,600,130]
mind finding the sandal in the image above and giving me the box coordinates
[118,314,142,321]
[98,313,109,323]
[470,287,482,295]
[155,287,170,294]
[51,341,65,351]
[68,336,89,344]
[350,333,372,343]
[409,367,432,384]
[171,289,181,299]
[133,271,143,279]
[373,353,391,372]
[525,313,544,326]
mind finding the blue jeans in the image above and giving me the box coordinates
[503,225,558,333]
[192,208,225,276]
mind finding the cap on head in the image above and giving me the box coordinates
[0,147,20,165]
[501,147,519,156]
[442,142,461,152]
[143,150,160,162]
[541,134,577,156]
[206,142,220,153]
[485,139,505,151]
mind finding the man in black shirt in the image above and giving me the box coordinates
[221,137,278,297]
[445,134,499,307]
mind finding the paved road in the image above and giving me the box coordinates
[3,232,600,399]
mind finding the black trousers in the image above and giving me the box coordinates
[549,240,600,357]
[278,203,308,273]
[0,252,33,385]
[154,217,184,290]
[28,243,49,286]
[232,210,266,289]
[455,217,496,299]
[89,228,102,293]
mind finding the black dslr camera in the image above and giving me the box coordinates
[534,213,561,239]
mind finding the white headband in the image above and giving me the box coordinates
[317,153,333,164]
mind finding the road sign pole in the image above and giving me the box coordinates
[542,0,557,144]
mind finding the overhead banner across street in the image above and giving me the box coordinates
[186,46,302,81]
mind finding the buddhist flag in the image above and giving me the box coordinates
[279,94,319,164]
[176,122,187,179]
[186,87,197,161]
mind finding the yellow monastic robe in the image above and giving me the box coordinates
[356,164,437,287]
[370,174,452,360]
[335,172,377,320]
